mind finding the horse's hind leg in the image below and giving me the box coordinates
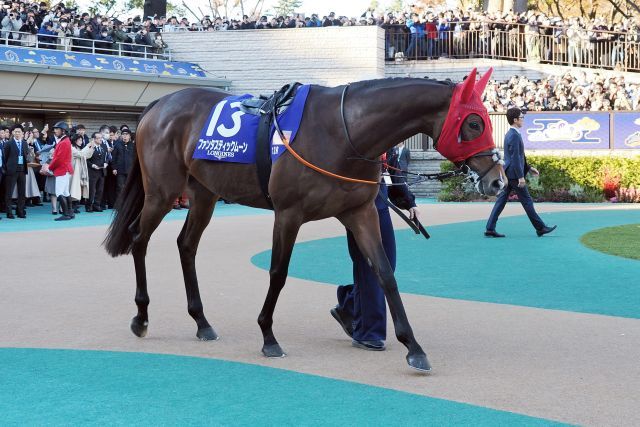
[258,210,302,357]
[338,204,431,372]
[130,193,175,337]
[177,178,219,340]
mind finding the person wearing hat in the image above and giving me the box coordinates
[2,124,30,218]
[111,127,135,203]
[47,121,74,221]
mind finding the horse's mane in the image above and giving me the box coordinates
[349,77,456,91]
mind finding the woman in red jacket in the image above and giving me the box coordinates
[47,121,74,221]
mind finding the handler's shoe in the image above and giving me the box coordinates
[330,306,353,338]
[352,339,386,351]
[536,225,557,237]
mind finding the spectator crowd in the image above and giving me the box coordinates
[3,1,640,70]
[0,122,158,221]
[483,70,639,112]
[1,1,168,57]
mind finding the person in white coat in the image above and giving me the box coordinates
[69,134,95,213]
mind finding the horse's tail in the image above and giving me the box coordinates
[103,99,159,257]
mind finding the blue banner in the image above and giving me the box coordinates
[0,45,206,78]
[612,112,640,150]
[522,113,610,150]
[193,85,311,164]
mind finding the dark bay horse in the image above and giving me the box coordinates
[104,68,504,372]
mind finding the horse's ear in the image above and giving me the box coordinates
[475,67,493,96]
[460,68,477,103]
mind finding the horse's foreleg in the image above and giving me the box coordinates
[177,179,219,341]
[130,194,174,337]
[258,210,302,358]
[338,205,431,372]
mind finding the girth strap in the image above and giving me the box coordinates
[255,112,274,210]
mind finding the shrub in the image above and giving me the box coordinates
[437,155,640,202]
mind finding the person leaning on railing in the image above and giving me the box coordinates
[112,19,133,55]
[1,9,23,44]
[19,13,38,47]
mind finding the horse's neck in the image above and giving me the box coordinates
[347,80,453,159]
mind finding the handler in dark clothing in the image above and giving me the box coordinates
[3,124,30,218]
[111,128,135,203]
[331,170,419,351]
[86,132,107,212]
[485,107,556,238]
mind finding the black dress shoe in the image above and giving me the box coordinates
[536,225,557,237]
[6,213,15,219]
[17,214,26,219]
[352,339,386,351]
[484,230,505,238]
[330,306,353,338]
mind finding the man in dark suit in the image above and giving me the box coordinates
[3,124,30,218]
[387,141,411,183]
[86,132,108,212]
[0,126,8,215]
[485,108,556,238]
[111,127,135,204]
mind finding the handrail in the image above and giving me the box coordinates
[0,30,172,61]
[385,23,640,73]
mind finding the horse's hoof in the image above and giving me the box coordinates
[196,326,219,341]
[262,344,286,358]
[406,353,431,373]
[130,317,148,338]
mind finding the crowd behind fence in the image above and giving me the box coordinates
[1,30,170,60]
[386,22,640,73]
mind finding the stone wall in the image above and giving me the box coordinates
[161,26,385,95]
[406,150,446,198]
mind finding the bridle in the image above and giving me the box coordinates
[456,148,504,194]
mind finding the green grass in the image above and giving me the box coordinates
[581,224,640,261]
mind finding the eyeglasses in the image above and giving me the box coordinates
[518,116,525,119]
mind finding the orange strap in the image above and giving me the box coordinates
[281,136,378,185]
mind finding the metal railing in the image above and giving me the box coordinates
[386,22,640,73]
[0,30,171,60]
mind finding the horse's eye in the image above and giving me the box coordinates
[470,122,480,130]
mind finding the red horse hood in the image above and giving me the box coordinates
[436,68,495,163]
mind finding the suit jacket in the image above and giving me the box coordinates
[503,128,531,180]
[87,143,108,176]
[387,145,411,172]
[111,140,136,174]
[2,138,30,175]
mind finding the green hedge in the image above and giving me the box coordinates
[437,155,640,202]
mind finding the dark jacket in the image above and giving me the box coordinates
[111,140,135,174]
[504,128,531,180]
[87,143,108,175]
[2,138,30,175]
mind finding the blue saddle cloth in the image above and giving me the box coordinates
[192,85,311,163]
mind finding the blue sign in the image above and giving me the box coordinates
[193,85,310,164]
[522,113,610,150]
[0,45,206,78]
[612,112,640,150]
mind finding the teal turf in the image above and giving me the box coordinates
[0,348,564,426]
[0,202,270,233]
[252,209,640,319]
